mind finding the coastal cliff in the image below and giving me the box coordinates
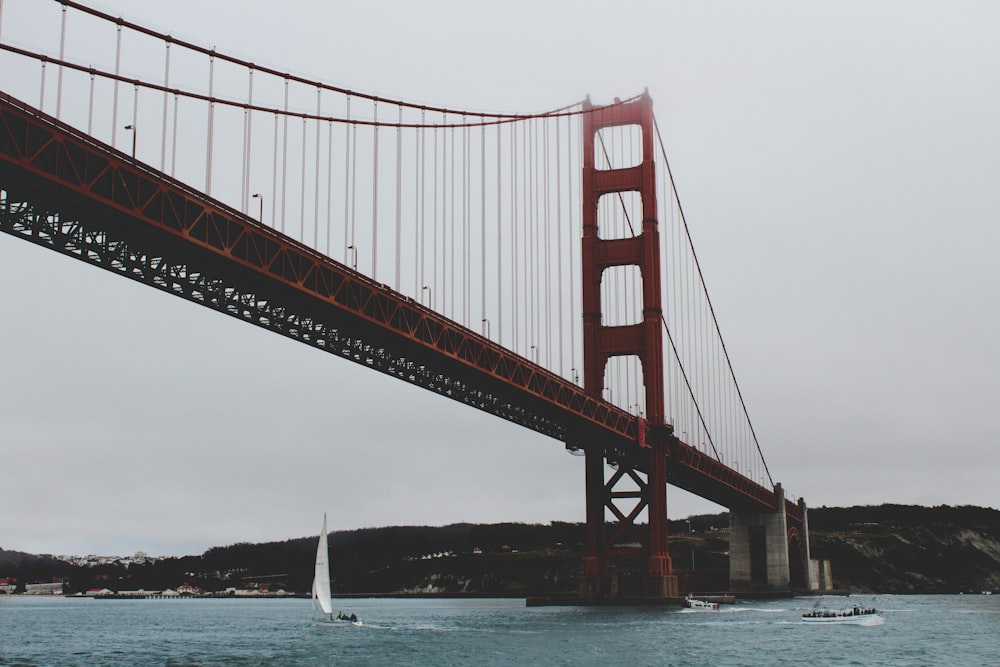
[807,504,1000,593]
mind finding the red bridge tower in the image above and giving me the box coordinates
[579,93,678,599]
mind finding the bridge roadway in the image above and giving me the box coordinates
[0,90,800,524]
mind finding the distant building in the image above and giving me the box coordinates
[25,582,65,595]
[176,583,203,596]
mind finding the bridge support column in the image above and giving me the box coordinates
[578,435,677,601]
[729,483,790,593]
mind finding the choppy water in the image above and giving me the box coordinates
[1,594,998,666]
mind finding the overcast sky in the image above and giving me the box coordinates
[1,0,998,557]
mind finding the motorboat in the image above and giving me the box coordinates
[685,597,720,611]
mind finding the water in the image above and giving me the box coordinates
[1,594,998,666]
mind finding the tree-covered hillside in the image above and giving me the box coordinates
[3,505,998,595]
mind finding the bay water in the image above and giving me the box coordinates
[2,594,997,666]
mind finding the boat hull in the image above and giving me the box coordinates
[802,614,884,626]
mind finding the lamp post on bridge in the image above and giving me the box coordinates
[421,285,432,309]
[347,245,358,270]
[482,318,490,339]
[251,193,263,224]
[123,124,136,158]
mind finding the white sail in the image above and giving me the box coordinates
[312,513,334,616]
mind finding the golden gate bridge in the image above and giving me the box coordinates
[0,0,817,599]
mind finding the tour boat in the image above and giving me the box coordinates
[313,513,361,626]
[685,597,720,611]
[802,604,882,625]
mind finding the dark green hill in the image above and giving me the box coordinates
[3,505,998,595]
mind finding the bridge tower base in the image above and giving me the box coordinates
[729,483,791,593]
[579,574,679,600]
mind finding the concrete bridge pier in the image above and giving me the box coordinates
[729,482,792,593]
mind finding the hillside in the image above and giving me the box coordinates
[807,504,1000,593]
[2,505,998,595]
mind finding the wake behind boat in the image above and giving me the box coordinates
[802,604,883,626]
[313,513,361,626]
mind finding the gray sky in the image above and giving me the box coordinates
[1,0,998,557]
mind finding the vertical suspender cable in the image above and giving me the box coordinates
[634,128,642,410]
[112,23,121,147]
[531,119,539,358]
[343,95,351,262]
[524,119,532,354]
[511,121,518,351]
[675,178,686,431]
[271,111,279,226]
[450,128,458,319]
[544,118,552,370]
[281,78,289,233]
[314,87,322,247]
[432,122,438,305]
[556,113,563,376]
[244,68,255,215]
[87,69,95,135]
[241,70,250,213]
[496,122,503,346]
[448,123,455,317]
[481,124,486,337]
[461,121,472,326]
[418,109,425,296]
[162,41,171,173]
[696,261,705,442]
[371,99,379,280]
[465,122,472,326]
[326,117,333,256]
[527,118,533,356]
[566,116,583,383]
[131,84,138,155]
[530,118,538,360]
[171,93,178,177]
[350,118,358,260]
[449,124,456,317]
[395,104,403,289]
[206,51,215,195]
[659,167,669,415]
[56,4,66,118]
[300,114,307,240]
[529,118,537,361]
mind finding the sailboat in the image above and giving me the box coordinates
[312,513,361,625]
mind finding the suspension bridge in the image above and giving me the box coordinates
[0,0,821,599]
